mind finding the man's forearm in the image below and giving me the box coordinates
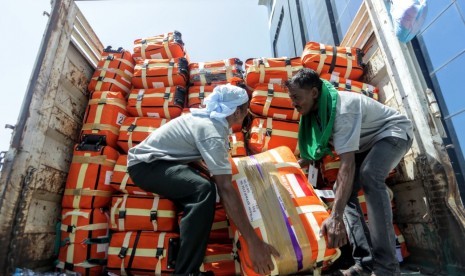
[331,153,356,217]
[218,184,259,244]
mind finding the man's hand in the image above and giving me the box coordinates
[320,214,347,248]
[213,174,280,275]
[247,238,280,275]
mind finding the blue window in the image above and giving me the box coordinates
[415,0,465,190]
[330,0,363,41]
[300,0,335,45]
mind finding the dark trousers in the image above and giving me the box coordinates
[128,160,216,275]
[341,136,412,275]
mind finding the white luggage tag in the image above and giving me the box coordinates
[308,161,318,188]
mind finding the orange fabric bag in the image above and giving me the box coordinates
[127,86,186,119]
[111,155,157,196]
[132,58,188,89]
[301,42,364,80]
[187,85,215,108]
[244,57,303,89]
[56,208,109,276]
[208,206,233,243]
[230,147,340,275]
[110,194,177,232]
[248,117,300,156]
[249,83,300,121]
[321,73,379,101]
[117,117,170,152]
[133,31,186,61]
[229,132,247,157]
[81,91,128,149]
[189,58,244,86]
[177,203,232,243]
[62,144,118,209]
[88,46,134,96]
[107,231,179,275]
[200,244,241,276]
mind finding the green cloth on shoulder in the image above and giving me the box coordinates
[298,79,339,161]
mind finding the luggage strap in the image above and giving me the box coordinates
[96,66,133,80]
[155,232,167,275]
[113,164,130,192]
[81,123,120,136]
[64,188,113,197]
[88,97,127,110]
[229,133,242,156]
[127,117,138,149]
[99,55,134,68]
[72,154,116,167]
[60,222,108,233]
[329,46,337,74]
[151,196,160,231]
[93,76,130,94]
[119,231,133,276]
[163,33,173,59]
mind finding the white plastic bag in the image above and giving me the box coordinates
[389,0,428,43]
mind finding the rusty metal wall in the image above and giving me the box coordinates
[0,0,102,274]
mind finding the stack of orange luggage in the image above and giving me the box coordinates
[57,46,135,275]
[244,57,302,157]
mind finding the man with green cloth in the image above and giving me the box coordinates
[285,69,413,276]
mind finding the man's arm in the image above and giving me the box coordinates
[320,151,356,248]
[213,174,280,275]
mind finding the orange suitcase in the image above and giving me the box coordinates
[189,58,244,86]
[110,194,177,232]
[62,144,118,209]
[117,117,170,152]
[56,208,110,276]
[133,31,186,61]
[177,203,232,243]
[321,73,379,101]
[229,132,247,157]
[132,58,188,89]
[208,206,233,243]
[127,86,186,119]
[230,147,340,275]
[200,244,241,276]
[301,42,364,80]
[249,83,300,121]
[88,46,134,96]
[107,231,179,275]
[248,117,299,156]
[244,57,303,89]
[111,155,157,196]
[80,91,128,149]
[187,85,215,108]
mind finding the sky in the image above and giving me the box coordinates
[0,0,272,153]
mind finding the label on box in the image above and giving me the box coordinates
[116,112,126,126]
[152,82,164,88]
[104,171,113,185]
[150,53,163,59]
[147,112,161,118]
[269,78,282,84]
[236,177,262,222]
[315,189,335,199]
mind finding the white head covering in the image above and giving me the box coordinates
[190,84,248,126]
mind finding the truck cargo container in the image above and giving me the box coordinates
[0,0,464,275]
